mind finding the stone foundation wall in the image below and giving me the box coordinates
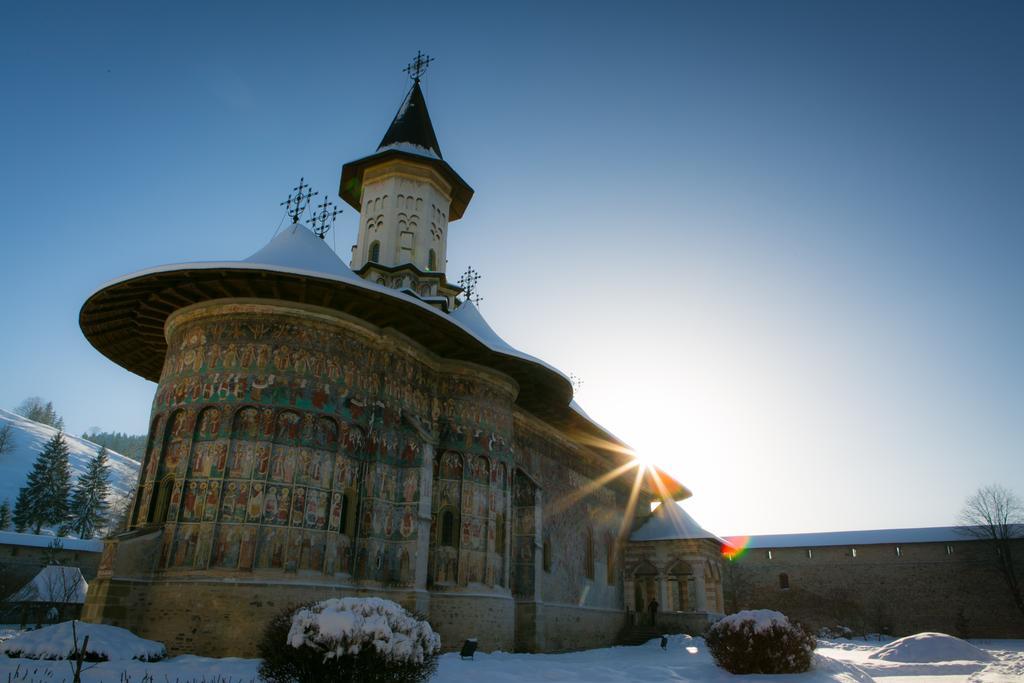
[428,592,515,652]
[83,577,518,656]
[653,611,723,635]
[534,602,626,651]
[727,539,1024,638]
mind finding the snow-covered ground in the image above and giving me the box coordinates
[0,408,139,534]
[1,634,1022,682]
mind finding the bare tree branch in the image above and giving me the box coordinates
[958,484,1024,619]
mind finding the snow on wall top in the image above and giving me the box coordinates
[6,565,88,603]
[0,409,140,536]
[630,503,722,542]
[0,531,103,552]
[740,526,986,549]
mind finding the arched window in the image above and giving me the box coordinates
[585,528,595,580]
[340,493,351,536]
[369,241,381,262]
[779,572,790,590]
[441,509,455,546]
[543,537,552,572]
[152,476,175,524]
[428,249,437,271]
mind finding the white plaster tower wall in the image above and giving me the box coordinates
[351,164,452,273]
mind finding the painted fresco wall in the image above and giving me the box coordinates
[127,301,517,591]
[89,299,649,655]
[514,419,629,611]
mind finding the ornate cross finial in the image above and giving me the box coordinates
[403,51,434,82]
[312,197,341,240]
[458,266,482,306]
[280,177,319,224]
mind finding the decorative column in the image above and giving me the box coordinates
[658,572,669,613]
[693,562,708,611]
[414,442,435,615]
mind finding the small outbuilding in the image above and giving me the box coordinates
[2,565,89,628]
[625,503,725,635]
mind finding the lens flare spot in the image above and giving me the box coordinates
[722,535,750,559]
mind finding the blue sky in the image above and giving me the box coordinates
[1,1,1021,535]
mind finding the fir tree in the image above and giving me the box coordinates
[0,499,11,530]
[0,423,13,457]
[65,446,111,539]
[13,487,31,532]
[12,431,72,534]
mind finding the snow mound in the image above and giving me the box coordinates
[288,597,440,665]
[0,621,165,661]
[716,609,791,634]
[869,632,996,663]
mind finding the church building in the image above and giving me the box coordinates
[78,58,694,656]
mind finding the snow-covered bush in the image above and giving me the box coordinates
[0,621,165,662]
[258,597,440,683]
[705,609,815,674]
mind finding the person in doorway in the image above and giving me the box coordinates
[648,598,659,626]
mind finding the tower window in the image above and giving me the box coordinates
[851,548,857,558]
[766,550,773,560]
[543,538,552,572]
[806,549,813,559]
[369,241,381,263]
[428,249,437,271]
[895,545,902,557]
[779,572,789,589]
[946,544,954,556]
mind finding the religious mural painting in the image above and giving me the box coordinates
[130,303,521,593]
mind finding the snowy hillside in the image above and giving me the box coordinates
[0,409,140,534]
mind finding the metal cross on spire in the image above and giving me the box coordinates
[403,51,434,82]
[458,266,483,306]
[311,196,341,240]
[280,177,319,224]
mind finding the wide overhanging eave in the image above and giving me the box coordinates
[80,266,570,416]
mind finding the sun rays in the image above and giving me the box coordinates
[542,434,685,546]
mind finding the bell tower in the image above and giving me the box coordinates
[339,53,473,311]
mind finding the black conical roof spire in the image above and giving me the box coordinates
[377,79,443,159]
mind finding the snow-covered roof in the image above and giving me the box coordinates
[739,526,987,549]
[449,300,521,356]
[378,141,441,160]
[6,565,88,604]
[85,224,569,388]
[243,222,362,279]
[631,503,722,542]
[81,229,690,500]
[377,79,443,159]
[0,531,103,552]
